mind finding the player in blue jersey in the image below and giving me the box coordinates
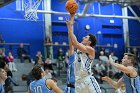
[102,53,140,93]
[28,65,62,93]
[66,14,101,93]
[65,54,75,93]
[65,15,75,93]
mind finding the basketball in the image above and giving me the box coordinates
[65,0,78,14]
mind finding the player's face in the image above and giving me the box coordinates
[0,69,7,80]
[81,35,90,45]
[122,55,129,66]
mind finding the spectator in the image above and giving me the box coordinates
[4,65,18,93]
[45,36,51,44]
[114,60,123,79]
[0,34,5,53]
[34,51,45,65]
[131,47,140,76]
[17,43,31,63]
[0,50,7,69]
[57,48,65,69]
[35,59,44,67]
[105,62,117,78]
[131,47,138,58]
[65,49,70,69]
[7,52,17,72]
[57,48,65,76]
[44,58,53,79]
[45,36,52,59]
[110,52,118,62]
[131,47,139,66]
[95,60,106,83]
[99,51,109,63]
[0,68,7,93]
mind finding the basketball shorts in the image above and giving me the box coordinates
[75,75,101,93]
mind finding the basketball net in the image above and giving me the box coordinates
[24,0,42,21]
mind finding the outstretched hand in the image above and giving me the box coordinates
[66,16,74,30]
[102,76,110,82]
[66,17,73,25]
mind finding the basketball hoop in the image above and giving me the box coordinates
[24,0,42,21]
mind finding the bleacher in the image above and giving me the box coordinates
[12,59,33,93]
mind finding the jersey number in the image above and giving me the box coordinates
[34,86,42,93]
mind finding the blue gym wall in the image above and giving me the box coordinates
[128,6,140,46]
[1,0,139,60]
[0,1,45,58]
[51,0,124,59]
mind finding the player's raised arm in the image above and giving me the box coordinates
[66,16,95,58]
[68,15,74,56]
[109,55,135,75]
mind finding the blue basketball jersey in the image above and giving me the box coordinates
[67,54,75,84]
[122,73,140,93]
[65,54,75,93]
[30,78,51,93]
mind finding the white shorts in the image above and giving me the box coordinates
[75,75,101,93]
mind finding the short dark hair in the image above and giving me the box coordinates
[88,34,97,47]
[124,53,135,64]
[32,65,43,80]
[22,74,28,81]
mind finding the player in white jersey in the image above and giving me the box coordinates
[66,14,101,93]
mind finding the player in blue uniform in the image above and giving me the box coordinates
[65,15,75,93]
[28,65,62,93]
[65,52,75,93]
[102,53,140,93]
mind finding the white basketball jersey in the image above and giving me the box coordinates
[74,49,93,81]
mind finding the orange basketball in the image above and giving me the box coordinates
[65,0,78,14]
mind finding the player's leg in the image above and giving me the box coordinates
[84,76,102,93]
